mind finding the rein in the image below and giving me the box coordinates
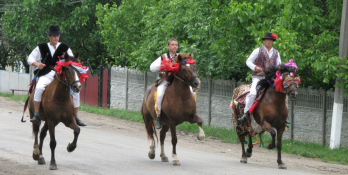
[56,72,69,86]
[172,69,197,86]
[172,73,190,85]
[55,66,80,88]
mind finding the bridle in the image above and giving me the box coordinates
[172,62,197,86]
[282,72,300,94]
[55,65,80,90]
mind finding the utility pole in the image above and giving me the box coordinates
[330,0,348,149]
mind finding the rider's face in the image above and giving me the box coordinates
[48,35,60,46]
[263,39,274,49]
[167,41,178,54]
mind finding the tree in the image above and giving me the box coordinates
[2,0,118,74]
[97,0,347,91]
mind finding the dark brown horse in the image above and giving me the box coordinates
[141,53,205,166]
[232,64,300,169]
[28,52,84,170]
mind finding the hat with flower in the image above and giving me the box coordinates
[262,32,277,41]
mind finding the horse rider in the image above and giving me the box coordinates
[27,24,86,126]
[238,32,290,125]
[150,38,196,129]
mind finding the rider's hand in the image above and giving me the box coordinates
[37,63,46,70]
[255,66,263,73]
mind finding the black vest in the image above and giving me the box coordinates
[33,43,69,77]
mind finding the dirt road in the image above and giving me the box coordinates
[0,96,347,175]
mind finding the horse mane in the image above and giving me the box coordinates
[256,64,296,95]
[164,53,194,85]
[62,52,80,63]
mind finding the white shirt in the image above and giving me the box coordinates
[246,46,281,71]
[27,42,73,66]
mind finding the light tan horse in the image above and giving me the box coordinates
[141,53,205,166]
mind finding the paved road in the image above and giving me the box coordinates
[0,101,323,175]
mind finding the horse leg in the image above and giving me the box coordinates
[239,135,247,163]
[160,125,169,162]
[149,139,155,159]
[245,135,253,158]
[143,115,155,159]
[170,126,180,166]
[32,122,40,161]
[67,124,80,152]
[262,122,276,149]
[48,126,58,170]
[191,112,205,140]
[37,122,48,165]
[276,128,287,169]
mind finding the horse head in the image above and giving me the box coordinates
[55,52,88,93]
[272,64,301,100]
[174,53,200,89]
[282,72,300,100]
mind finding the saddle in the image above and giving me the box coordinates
[232,84,264,136]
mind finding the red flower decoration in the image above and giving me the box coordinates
[54,59,89,83]
[271,34,277,39]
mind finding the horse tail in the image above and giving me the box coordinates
[141,97,158,144]
[21,80,36,122]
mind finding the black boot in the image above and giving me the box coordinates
[238,112,248,125]
[30,112,41,125]
[156,117,161,129]
[74,115,87,126]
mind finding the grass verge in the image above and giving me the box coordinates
[1,93,347,165]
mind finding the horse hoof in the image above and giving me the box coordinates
[267,144,275,150]
[240,157,247,163]
[246,152,252,158]
[161,156,169,162]
[32,153,40,161]
[278,163,287,169]
[148,152,155,159]
[49,164,58,170]
[172,160,180,166]
[67,143,76,152]
[38,157,46,165]
[197,135,205,140]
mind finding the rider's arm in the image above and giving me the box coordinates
[28,46,45,69]
[150,56,162,72]
[246,48,260,71]
[67,48,74,57]
[276,52,281,65]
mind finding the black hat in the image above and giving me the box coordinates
[262,32,276,41]
[46,25,63,35]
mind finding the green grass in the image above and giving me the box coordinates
[1,93,348,166]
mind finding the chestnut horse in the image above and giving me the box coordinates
[141,53,205,166]
[232,64,300,169]
[28,53,84,170]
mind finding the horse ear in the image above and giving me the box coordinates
[74,52,80,62]
[61,52,68,60]
[177,54,182,62]
[188,51,193,57]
